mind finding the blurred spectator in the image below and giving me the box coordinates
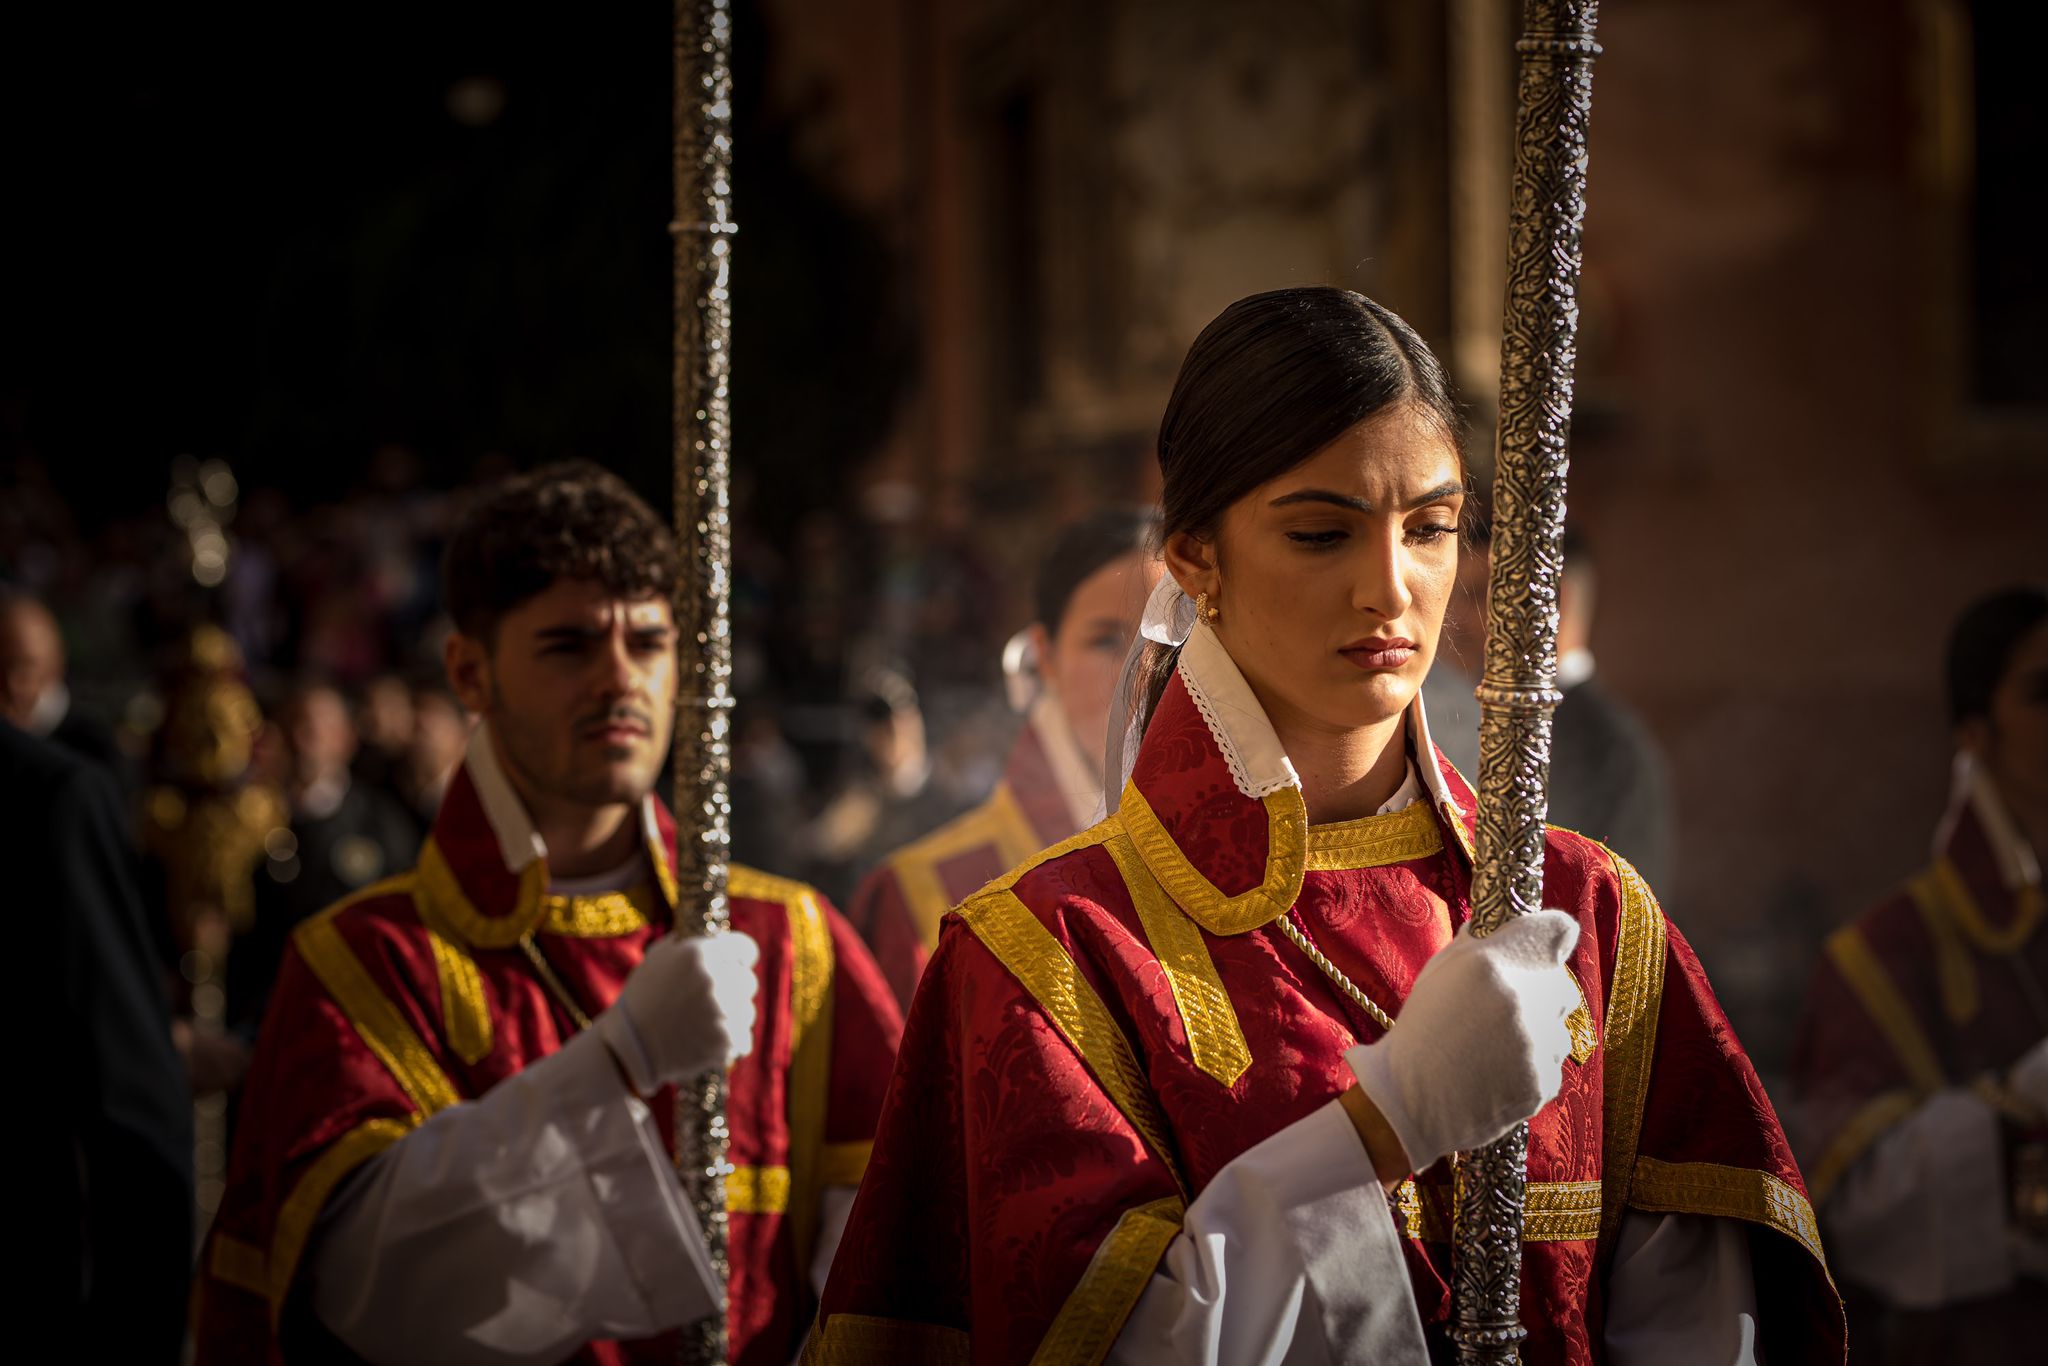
[229,680,421,1035]
[1790,585,2048,1364]
[0,586,136,800]
[1425,528,1675,888]
[352,672,417,807]
[801,669,937,904]
[8,718,193,1363]
[397,682,470,826]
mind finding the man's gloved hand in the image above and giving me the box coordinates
[597,931,761,1094]
[1347,910,1581,1174]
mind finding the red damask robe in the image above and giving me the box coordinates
[810,671,1841,1365]
[1790,776,2047,1355]
[193,762,903,1364]
[848,715,1078,1007]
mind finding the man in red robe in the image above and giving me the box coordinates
[808,620,1840,1364]
[193,463,903,1364]
[1791,585,2047,1363]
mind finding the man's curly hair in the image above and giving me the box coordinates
[442,461,677,643]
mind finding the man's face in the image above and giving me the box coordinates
[451,579,678,812]
[0,600,63,728]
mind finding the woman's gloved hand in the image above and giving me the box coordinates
[1347,910,1581,1174]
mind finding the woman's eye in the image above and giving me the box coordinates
[1405,523,1457,546]
[1286,530,1347,550]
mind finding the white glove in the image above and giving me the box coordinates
[1348,910,1580,1173]
[596,931,761,1093]
[2010,1036,2048,1121]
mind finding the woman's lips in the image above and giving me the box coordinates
[1339,639,1418,671]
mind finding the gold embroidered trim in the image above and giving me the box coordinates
[268,1117,416,1318]
[748,866,836,1273]
[727,1164,793,1214]
[1599,850,1667,1245]
[207,1233,269,1297]
[1808,1089,1920,1205]
[1907,868,1979,1024]
[1033,1196,1186,1366]
[890,784,1044,949]
[415,836,548,949]
[1824,925,1946,1094]
[1302,799,1443,871]
[426,925,493,1065]
[802,1314,971,1366]
[819,1140,872,1187]
[1567,975,1597,1064]
[1104,833,1252,1087]
[1932,857,2042,956]
[540,885,656,937]
[959,888,1186,1195]
[1392,1178,1602,1243]
[1119,779,1307,936]
[294,915,461,1116]
[1629,1156,1829,1272]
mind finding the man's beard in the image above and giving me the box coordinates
[488,692,663,808]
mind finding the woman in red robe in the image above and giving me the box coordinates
[1791,584,2047,1363]
[849,508,1162,1007]
[807,287,1841,1365]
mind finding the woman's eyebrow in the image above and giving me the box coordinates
[1268,482,1465,513]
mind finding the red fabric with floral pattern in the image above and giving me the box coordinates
[816,676,1840,1365]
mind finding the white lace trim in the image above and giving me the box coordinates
[1175,627,1301,799]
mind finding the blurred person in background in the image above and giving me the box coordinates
[846,506,1162,1006]
[1,585,136,801]
[7,716,192,1362]
[229,679,421,1036]
[1423,525,1674,888]
[1791,584,2048,1363]
[352,672,418,806]
[800,667,933,904]
[193,462,901,1364]
[399,679,470,822]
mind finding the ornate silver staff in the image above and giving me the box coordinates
[671,1,738,1362]
[1452,3,1601,1363]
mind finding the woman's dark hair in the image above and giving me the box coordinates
[1035,505,1162,634]
[1948,584,2048,726]
[1118,287,1464,755]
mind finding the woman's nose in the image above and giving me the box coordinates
[1352,529,1415,619]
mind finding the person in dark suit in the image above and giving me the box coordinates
[6,717,193,1363]
[1427,527,1676,888]
[0,587,137,803]
[229,679,423,1036]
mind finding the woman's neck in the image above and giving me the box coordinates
[1266,702,1410,826]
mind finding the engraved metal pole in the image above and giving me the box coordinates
[1451,3,1601,1363]
[671,1,738,1363]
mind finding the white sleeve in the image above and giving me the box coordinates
[305,1025,719,1366]
[1603,1212,1757,1365]
[1819,1088,2011,1307]
[1107,1098,1428,1366]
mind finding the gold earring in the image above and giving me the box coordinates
[1195,591,1220,623]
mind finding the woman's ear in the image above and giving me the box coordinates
[1162,530,1218,600]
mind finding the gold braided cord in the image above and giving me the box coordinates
[1276,911,1395,1033]
[516,934,595,1033]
